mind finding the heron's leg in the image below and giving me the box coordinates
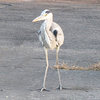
[41,47,49,92]
[56,47,62,90]
[56,47,59,65]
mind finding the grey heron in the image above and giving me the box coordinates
[32,9,64,92]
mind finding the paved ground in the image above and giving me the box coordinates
[0,1,100,100]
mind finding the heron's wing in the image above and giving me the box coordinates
[38,29,43,45]
[38,30,41,34]
[51,22,64,47]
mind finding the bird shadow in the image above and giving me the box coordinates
[53,86,91,92]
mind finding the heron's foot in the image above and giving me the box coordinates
[40,87,50,92]
[54,86,69,90]
[53,85,62,90]
[57,86,62,90]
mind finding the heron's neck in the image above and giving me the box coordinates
[44,17,53,30]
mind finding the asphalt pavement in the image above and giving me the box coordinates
[0,2,100,100]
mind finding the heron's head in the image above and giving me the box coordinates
[32,9,53,22]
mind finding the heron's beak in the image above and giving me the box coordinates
[32,15,44,22]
